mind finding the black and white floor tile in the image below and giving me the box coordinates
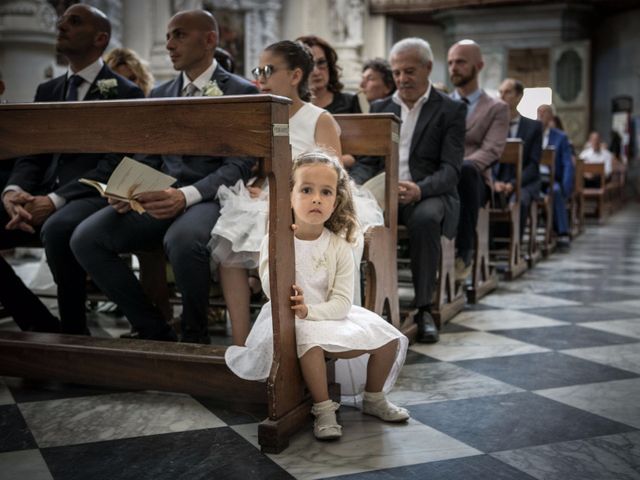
[1,207,640,479]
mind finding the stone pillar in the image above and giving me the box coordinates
[148,0,176,82]
[0,0,57,102]
[244,1,281,79]
[82,0,123,49]
[121,0,154,65]
[329,0,365,92]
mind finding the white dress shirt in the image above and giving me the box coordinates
[180,60,218,97]
[509,115,521,138]
[392,83,432,182]
[580,146,613,176]
[178,60,219,207]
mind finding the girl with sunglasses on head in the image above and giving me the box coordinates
[208,40,343,346]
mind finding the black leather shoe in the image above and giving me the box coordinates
[556,235,571,252]
[414,310,439,343]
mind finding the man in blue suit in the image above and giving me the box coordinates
[72,10,258,343]
[0,4,143,334]
[495,78,542,237]
[537,104,574,249]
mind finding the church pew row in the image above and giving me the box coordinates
[466,205,498,303]
[568,158,585,238]
[536,146,557,259]
[0,100,404,453]
[489,139,527,280]
[583,162,608,222]
[333,114,417,339]
[0,95,303,453]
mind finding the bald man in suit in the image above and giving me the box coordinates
[72,10,257,343]
[0,4,143,334]
[448,40,509,282]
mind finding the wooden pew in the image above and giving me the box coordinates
[432,237,466,327]
[537,147,556,259]
[583,162,608,222]
[490,139,527,280]
[568,158,585,238]
[525,193,542,268]
[334,114,416,340]
[466,205,498,303]
[607,157,626,213]
[0,95,308,453]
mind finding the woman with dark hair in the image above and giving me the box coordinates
[209,40,343,345]
[296,35,360,114]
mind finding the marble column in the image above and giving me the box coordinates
[148,0,176,82]
[82,0,123,49]
[329,0,365,92]
[0,0,57,102]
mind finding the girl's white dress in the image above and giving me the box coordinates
[208,102,383,271]
[225,228,408,396]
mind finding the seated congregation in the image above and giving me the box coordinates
[0,4,627,452]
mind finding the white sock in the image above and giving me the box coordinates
[363,391,386,402]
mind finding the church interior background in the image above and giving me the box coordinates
[1,1,640,479]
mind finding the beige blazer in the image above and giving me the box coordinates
[464,91,510,187]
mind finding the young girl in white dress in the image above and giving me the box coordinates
[209,40,381,345]
[225,150,409,440]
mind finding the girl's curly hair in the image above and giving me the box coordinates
[291,149,358,243]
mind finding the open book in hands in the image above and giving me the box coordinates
[79,156,176,214]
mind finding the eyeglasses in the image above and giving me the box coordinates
[251,64,276,80]
[313,59,328,70]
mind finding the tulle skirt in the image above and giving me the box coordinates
[225,302,408,396]
[208,180,267,270]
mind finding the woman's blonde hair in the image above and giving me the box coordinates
[104,47,154,96]
[291,149,359,243]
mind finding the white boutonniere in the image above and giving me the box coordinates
[202,80,224,97]
[94,78,118,98]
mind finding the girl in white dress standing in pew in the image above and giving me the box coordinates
[208,40,382,345]
[225,150,409,440]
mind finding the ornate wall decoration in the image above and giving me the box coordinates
[202,0,282,78]
[1,0,57,34]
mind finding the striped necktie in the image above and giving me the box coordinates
[183,83,199,97]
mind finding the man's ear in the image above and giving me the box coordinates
[206,30,217,51]
[94,31,109,51]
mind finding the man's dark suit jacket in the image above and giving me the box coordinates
[143,65,259,201]
[494,116,542,196]
[350,88,466,238]
[7,64,144,200]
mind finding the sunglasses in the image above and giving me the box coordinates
[251,64,277,80]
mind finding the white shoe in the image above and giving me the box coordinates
[362,393,410,422]
[311,400,342,440]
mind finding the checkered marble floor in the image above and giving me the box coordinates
[2,207,640,479]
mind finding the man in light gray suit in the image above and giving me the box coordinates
[448,40,509,281]
[72,10,257,343]
[351,38,466,343]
